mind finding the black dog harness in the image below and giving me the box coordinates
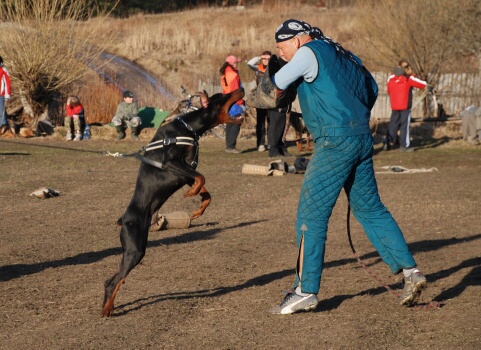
[133,117,200,169]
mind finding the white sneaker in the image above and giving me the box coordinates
[270,290,319,314]
[400,271,427,306]
[258,145,266,152]
[66,131,73,141]
[74,132,82,141]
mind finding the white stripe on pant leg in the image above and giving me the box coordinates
[405,112,411,148]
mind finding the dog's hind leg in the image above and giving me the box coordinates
[191,185,211,219]
[306,134,312,151]
[102,245,145,317]
[296,138,304,152]
[102,214,148,317]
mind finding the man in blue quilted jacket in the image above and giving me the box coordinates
[269,19,427,314]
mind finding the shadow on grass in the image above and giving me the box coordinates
[111,233,481,316]
[112,268,295,317]
[0,220,266,282]
[0,152,30,156]
[2,226,479,314]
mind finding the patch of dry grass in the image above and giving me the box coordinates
[68,73,122,125]
[93,4,359,104]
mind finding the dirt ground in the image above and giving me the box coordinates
[1,126,480,350]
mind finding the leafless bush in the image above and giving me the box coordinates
[0,0,117,126]
[355,0,481,83]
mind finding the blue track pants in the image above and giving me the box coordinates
[295,134,416,294]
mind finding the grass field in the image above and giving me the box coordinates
[1,132,480,349]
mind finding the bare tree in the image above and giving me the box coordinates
[0,0,116,125]
[356,0,480,83]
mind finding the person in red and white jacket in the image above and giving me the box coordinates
[0,55,11,130]
[65,96,85,141]
[384,62,427,152]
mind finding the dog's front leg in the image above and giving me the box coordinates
[164,159,205,197]
[191,185,211,219]
[183,174,205,198]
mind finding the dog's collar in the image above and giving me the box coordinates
[176,117,196,137]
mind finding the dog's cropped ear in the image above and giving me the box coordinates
[199,92,209,108]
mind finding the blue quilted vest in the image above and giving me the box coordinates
[297,40,378,140]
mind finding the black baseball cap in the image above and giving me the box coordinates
[123,90,134,98]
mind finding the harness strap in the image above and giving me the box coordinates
[126,116,200,170]
[132,153,164,169]
[144,136,196,152]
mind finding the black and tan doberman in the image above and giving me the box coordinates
[102,89,245,317]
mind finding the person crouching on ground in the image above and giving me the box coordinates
[267,19,427,314]
[65,96,84,141]
[112,90,141,141]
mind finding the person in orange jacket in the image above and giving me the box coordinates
[220,55,246,153]
[385,62,427,152]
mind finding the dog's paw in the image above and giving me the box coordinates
[183,190,197,197]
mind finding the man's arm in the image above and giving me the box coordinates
[1,68,11,100]
[114,102,125,118]
[272,46,318,90]
[408,76,427,89]
[247,56,260,72]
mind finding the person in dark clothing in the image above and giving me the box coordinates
[267,108,289,157]
[248,51,272,152]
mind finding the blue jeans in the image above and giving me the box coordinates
[295,133,416,294]
[0,96,6,127]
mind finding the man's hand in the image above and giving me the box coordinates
[275,88,284,99]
